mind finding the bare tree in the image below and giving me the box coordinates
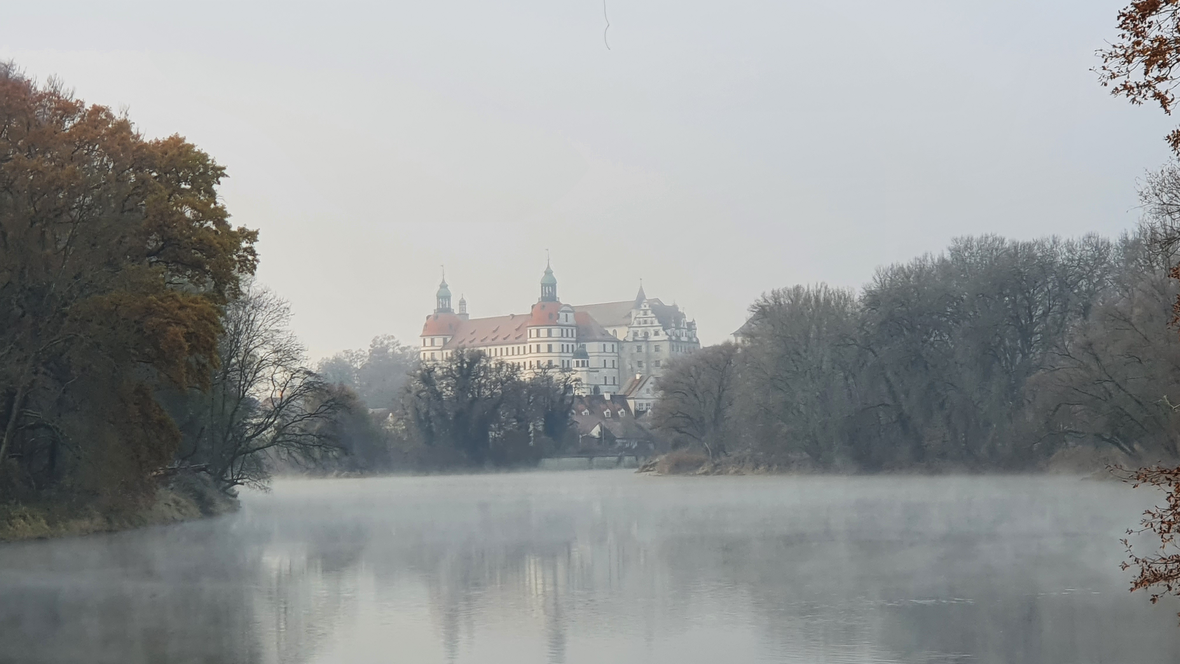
[742,285,861,468]
[650,343,740,460]
[317,335,418,409]
[175,286,345,491]
[400,350,576,467]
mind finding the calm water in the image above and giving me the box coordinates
[1,471,1178,663]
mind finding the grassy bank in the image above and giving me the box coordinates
[0,472,238,543]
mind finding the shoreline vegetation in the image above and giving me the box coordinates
[636,447,1168,479]
[1,444,1150,543]
[3,63,1179,548]
[0,471,237,543]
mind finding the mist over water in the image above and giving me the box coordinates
[1,471,1177,663]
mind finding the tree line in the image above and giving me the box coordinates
[310,346,579,471]
[0,64,373,509]
[0,63,576,517]
[654,199,1180,472]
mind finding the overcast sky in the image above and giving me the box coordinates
[1,1,1172,358]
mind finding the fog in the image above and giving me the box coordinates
[5,3,1180,661]
[1,472,1176,663]
[0,1,1172,355]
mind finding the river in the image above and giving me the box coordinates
[1,471,1178,663]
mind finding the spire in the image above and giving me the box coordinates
[435,266,453,314]
[540,256,558,302]
[634,278,646,307]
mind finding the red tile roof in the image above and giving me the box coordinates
[528,301,568,326]
[422,313,463,336]
[440,313,531,350]
[426,300,635,349]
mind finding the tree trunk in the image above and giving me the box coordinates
[0,382,30,471]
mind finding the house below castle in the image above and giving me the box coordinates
[419,262,700,395]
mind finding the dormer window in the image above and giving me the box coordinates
[605,410,612,418]
[617,410,625,417]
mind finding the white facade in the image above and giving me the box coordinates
[420,264,700,395]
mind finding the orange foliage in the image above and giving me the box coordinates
[0,62,257,497]
[1098,1,1180,154]
[1122,465,1180,622]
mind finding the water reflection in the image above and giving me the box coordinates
[1,472,1178,664]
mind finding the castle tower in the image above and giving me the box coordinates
[540,259,558,303]
[436,270,453,314]
[457,294,469,320]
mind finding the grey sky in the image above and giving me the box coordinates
[1,1,1171,358]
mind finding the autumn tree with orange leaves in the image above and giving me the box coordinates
[0,62,257,505]
[1098,1,1180,620]
[1098,0,1180,154]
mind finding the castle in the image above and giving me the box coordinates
[419,262,700,401]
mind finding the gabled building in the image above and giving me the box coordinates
[570,395,657,453]
[620,374,660,415]
[419,262,701,396]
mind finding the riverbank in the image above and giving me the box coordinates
[0,471,238,543]
[636,446,1167,477]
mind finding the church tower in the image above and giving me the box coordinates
[436,271,453,314]
[540,260,558,302]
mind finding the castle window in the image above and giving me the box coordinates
[546,329,552,338]
[654,360,661,367]
[654,345,660,352]
[548,360,554,367]
[548,344,553,353]
[637,361,644,368]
